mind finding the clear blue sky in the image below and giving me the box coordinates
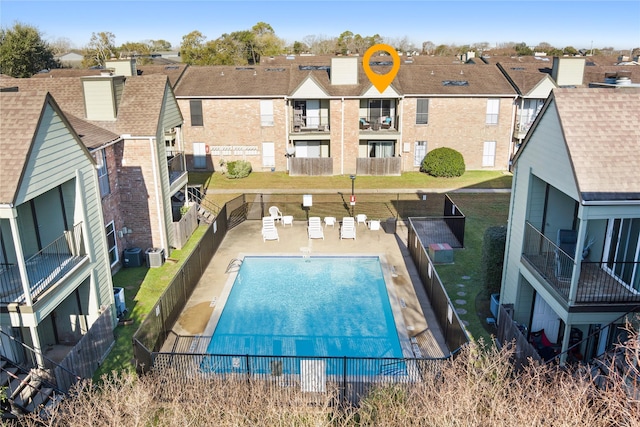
[2,0,639,51]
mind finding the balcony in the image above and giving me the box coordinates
[521,222,640,306]
[0,223,88,304]
[290,115,329,134]
[168,152,188,193]
[359,116,397,132]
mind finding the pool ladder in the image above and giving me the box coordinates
[225,258,242,273]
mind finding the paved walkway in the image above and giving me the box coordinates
[166,218,450,359]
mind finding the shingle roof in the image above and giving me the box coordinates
[0,91,49,203]
[553,87,640,201]
[115,74,169,135]
[173,61,515,97]
[496,62,554,95]
[0,74,170,140]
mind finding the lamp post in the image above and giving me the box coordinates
[349,174,356,216]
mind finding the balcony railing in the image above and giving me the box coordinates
[521,222,640,305]
[291,115,329,132]
[168,152,187,185]
[0,223,87,304]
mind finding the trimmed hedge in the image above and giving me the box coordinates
[225,160,252,179]
[422,147,466,177]
[481,225,507,295]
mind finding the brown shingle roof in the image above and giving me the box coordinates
[553,87,640,201]
[0,91,49,203]
[0,74,171,139]
[173,62,515,97]
[496,62,554,94]
[115,74,169,135]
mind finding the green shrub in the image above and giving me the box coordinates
[481,225,507,295]
[225,160,252,179]
[421,147,465,177]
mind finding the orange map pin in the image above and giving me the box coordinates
[363,44,400,93]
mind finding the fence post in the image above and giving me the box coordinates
[342,356,347,407]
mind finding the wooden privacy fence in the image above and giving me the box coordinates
[356,157,402,176]
[496,304,542,369]
[289,158,333,176]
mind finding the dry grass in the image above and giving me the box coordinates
[21,331,640,427]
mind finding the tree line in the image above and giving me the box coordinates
[1,21,638,78]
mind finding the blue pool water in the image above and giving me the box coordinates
[205,256,404,363]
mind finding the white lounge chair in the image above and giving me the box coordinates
[307,217,324,240]
[356,214,367,227]
[269,206,283,223]
[340,217,356,240]
[262,217,279,242]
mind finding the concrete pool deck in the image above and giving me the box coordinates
[165,219,449,359]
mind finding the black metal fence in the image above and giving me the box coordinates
[407,218,470,353]
[133,192,467,382]
[150,350,446,405]
[133,205,229,373]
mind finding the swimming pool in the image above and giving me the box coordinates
[202,255,409,374]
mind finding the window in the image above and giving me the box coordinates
[95,149,110,197]
[190,100,203,126]
[482,141,496,167]
[105,222,118,266]
[260,100,274,126]
[416,99,429,124]
[486,99,499,125]
[367,141,394,158]
[414,141,427,166]
[603,218,640,290]
[262,142,275,167]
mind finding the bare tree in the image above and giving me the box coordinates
[83,31,117,67]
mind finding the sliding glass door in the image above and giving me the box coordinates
[603,218,640,291]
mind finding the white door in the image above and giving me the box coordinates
[482,141,496,167]
[530,293,561,343]
[306,100,320,127]
[262,142,275,168]
[193,142,206,169]
[295,141,320,158]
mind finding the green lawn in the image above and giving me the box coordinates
[97,170,512,379]
[94,226,209,380]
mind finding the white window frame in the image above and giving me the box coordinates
[96,148,110,197]
[105,221,118,267]
[414,141,427,166]
[262,142,275,167]
[260,100,274,126]
[416,99,429,124]
[482,141,496,167]
[486,98,500,125]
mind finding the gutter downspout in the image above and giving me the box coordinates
[507,95,518,170]
[149,137,167,254]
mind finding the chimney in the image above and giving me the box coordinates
[81,74,126,121]
[330,57,358,85]
[551,57,586,87]
[105,59,137,77]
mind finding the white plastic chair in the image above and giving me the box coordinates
[268,206,283,223]
[324,217,336,228]
[356,214,367,227]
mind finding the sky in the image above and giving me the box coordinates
[2,0,639,51]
